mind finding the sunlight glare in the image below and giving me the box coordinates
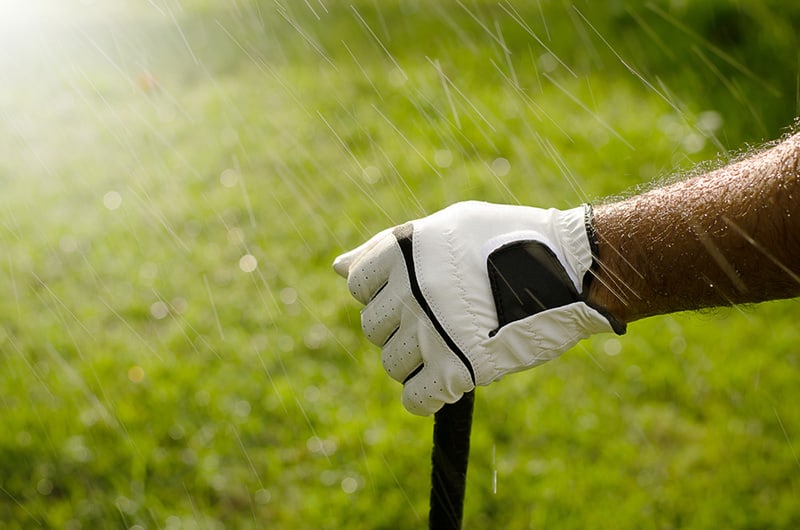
[0,1,75,50]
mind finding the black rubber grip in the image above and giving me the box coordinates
[429,390,475,530]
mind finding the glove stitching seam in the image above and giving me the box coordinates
[428,228,475,388]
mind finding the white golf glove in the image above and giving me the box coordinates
[334,201,625,415]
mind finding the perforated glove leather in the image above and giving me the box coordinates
[334,201,624,415]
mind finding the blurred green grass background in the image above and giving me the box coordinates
[1,0,799,528]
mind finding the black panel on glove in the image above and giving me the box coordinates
[487,241,581,335]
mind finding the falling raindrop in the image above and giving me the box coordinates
[64,436,92,463]
[79,408,99,427]
[683,132,705,154]
[171,297,188,314]
[239,254,258,272]
[491,157,511,176]
[280,287,298,305]
[139,262,158,282]
[670,335,687,354]
[341,476,359,494]
[362,166,381,184]
[434,149,453,168]
[37,478,53,496]
[168,424,185,441]
[233,400,251,418]
[388,67,407,87]
[220,168,239,188]
[277,335,295,352]
[254,488,272,505]
[304,385,320,402]
[697,110,723,133]
[150,301,169,319]
[156,103,177,123]
[219,127,239,148]
[195,389,210,406]
[181,449,198,466]
[538,52,559,72]
[320,470,338,486]
[307,436,323,454]
[103,190,122,210]
[128,366,145,384]
[603,338,622,356]
[304,323,330,349]
[17,432,32,447]
[227,227,244,244]
[59,236,78,253]
[210,475,227,492]
[323,439,338,455]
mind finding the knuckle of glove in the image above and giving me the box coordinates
[359,287,400,346]
[381,327,422,383]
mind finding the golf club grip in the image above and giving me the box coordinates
[429,390,475,530]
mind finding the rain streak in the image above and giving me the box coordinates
[0,1,798,528]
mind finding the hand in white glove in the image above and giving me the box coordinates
[334,201,625,415]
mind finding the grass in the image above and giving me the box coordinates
[0,0,799,528]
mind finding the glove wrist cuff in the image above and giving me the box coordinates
[582,203,627,335]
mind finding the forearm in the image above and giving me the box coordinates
[587,133,800,324]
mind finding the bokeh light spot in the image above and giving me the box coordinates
[128,366,145,383]
[103,191,122,210]
[220,168,238,188]
[239,254,258,272]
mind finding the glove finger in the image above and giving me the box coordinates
[360,284,402,346]
[333,227,394,278]
[401,362,471,416]
[380,324,423,383]
[346,232,400,304]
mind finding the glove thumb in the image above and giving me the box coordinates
[481,302,615,379]
[333,227,395,278]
